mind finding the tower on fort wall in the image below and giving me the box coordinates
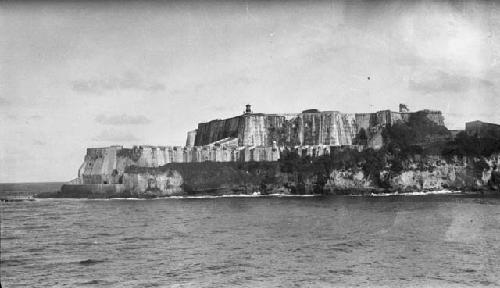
[245,104,252,114]
[399,103,410,113]
[186,130,197,147]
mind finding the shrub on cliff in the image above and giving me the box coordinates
[473,158,490,178]
[408,111,450,141]
[382,112,450,158]
[389,158,404,174]
[442,131,500,158]
[279,150,305,173]
[279,148,388,187]
[359,148,387,185]
[490,168,500,189]
[354,128,368,145]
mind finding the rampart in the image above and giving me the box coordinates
[192,108,445,147]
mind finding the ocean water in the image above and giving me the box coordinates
[1,191,500,287]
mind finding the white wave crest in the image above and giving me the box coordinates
[369,190,462,197]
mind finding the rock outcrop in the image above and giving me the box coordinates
[122,170,183,197]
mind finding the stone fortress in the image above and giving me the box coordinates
[190,104,444,149]
[76,104,447,185]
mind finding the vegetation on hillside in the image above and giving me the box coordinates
[279,112,500,188]
[382,111,450,157]
[442,131,500,158]
[279,147,389,187]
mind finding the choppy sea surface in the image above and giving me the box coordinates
[1,185,500,287]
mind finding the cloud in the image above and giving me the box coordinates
[212,106,231,112]
[92,129,140,142]
[0,97,11,106]
[72,72,165,94]
[95,114,151,125]
[30,115,43,120]
[32,139,45,146]
[409,71,494,93]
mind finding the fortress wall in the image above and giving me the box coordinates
[137,147,153,167]
[291,112,357,146]
[423,111,445,126]
[86,148,105,159]
[265,115,288,146]
[193,111,383,148]
[401,113,412,122]
[355,113,372,132]
[90,158,104,184]
[239,115,268,146]
[190,108,447,148]
[171,147,184,163]
[237,114,288,146]
[376,110,392,126]
[390,112,404,124]
[116,157,130,181]
[195,116,241,146]
[81,147,122,184]
[186,130,197,146]
[200,147,210,162]
[80,142,281,181]
[82,145,280,184]
[81,155,93,183]
[151,147,159,167]
[299,113,320,145]
[334,113,357,145]
[102,146,118,183]
[190,147,199,162]
[157,147,167,166]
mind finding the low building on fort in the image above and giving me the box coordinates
[466,120,500,139]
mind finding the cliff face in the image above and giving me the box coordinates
[185,130,197,146]
[195,116,240,146]
[321,155,500,194]
[324,170,373,190]
[388,165,469,191]
[122,170,183,197]
[60,151,500,198]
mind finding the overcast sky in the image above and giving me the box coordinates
[1,0,500,182]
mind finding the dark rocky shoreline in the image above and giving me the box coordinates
[34,185,497,199]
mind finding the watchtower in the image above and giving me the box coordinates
[399,104,410,113]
